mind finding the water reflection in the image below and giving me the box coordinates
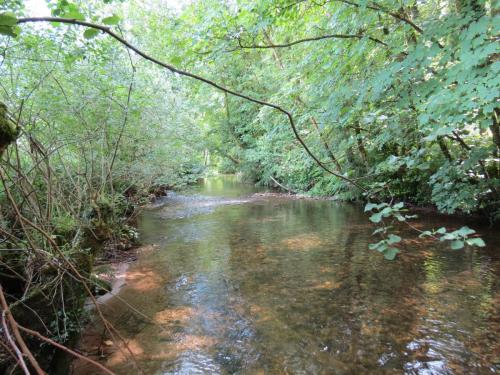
[74,176,500,375]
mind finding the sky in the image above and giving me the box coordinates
[23,0,186,17]
[25,0,50,17]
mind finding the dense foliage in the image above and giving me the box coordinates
[157,0,498,218]
[0,0,497,372]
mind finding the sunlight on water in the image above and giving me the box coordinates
[74,176,500,375]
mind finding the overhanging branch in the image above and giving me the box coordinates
[16,17,365,190]
[236,33,388,49]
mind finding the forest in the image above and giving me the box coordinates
[0,0,498,373]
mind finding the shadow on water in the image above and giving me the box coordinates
[74,175,500,375]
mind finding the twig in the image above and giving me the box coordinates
[0,168,144,373]
[0,285,45,374]
[17,325,115,375]
[2,310,29,375]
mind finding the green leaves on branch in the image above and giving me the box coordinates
[419,226,486,250]
[369,237,401,260]
[365,201,485,259]
[58,4,85,20]
[47,0,120,40]
[102,15,120,25]
[365,202,409,260]
[0,12,19,38]
[83,29,99,39]
[50,1,120,26]
[365,202,412,223]
[83,15,121,39]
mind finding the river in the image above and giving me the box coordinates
[73,175,500,374]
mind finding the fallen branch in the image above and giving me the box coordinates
[270,176,298,194]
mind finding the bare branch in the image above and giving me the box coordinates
[17,325,116,375]
[0,285,45,374]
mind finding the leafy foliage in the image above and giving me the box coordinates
[0,0,497,371]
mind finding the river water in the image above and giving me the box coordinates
[74,175,500,374]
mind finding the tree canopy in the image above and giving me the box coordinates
[0,0,498,372]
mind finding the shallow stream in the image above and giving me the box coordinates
[74,175,500,374]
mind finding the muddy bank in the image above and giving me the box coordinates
[73,244,159,374]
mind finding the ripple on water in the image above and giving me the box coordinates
[74,176,500,375]
[161,351,221,375]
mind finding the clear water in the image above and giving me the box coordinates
[75,175,500,375]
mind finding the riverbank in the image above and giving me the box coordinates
[73,244,159,374]
[264,186,497,228]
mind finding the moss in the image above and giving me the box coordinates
[0,102,18,154]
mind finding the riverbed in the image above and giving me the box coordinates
[73,175,500,374]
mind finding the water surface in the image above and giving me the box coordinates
[75,175,500,374]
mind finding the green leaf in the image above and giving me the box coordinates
[465,238,486,247]
[62,10,85,20]
[83,29,99,39]
[455,226,475,237]
[0,25,18,37]
[60,5,85,20]
[0,12,17,27]
[436,227,447,234]
[423,126,455,141]
[102,15,120,25]
[170,55,183,66]
[380,206,392,215]
[441,232,456,240]
[383,247,399,260]
[450,240,464,250]
[364,202,378,212]
[369,240,385,251]
[358,0,368,8]
[387,234,402,244]
[369,212,383,223]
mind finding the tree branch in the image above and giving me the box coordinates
[335,0,423,34]
[17,325,116,375]
[236,33,388,49]
[0,285,45,375]
[16,17,365,190]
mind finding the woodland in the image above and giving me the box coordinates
[0,0,498,373]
